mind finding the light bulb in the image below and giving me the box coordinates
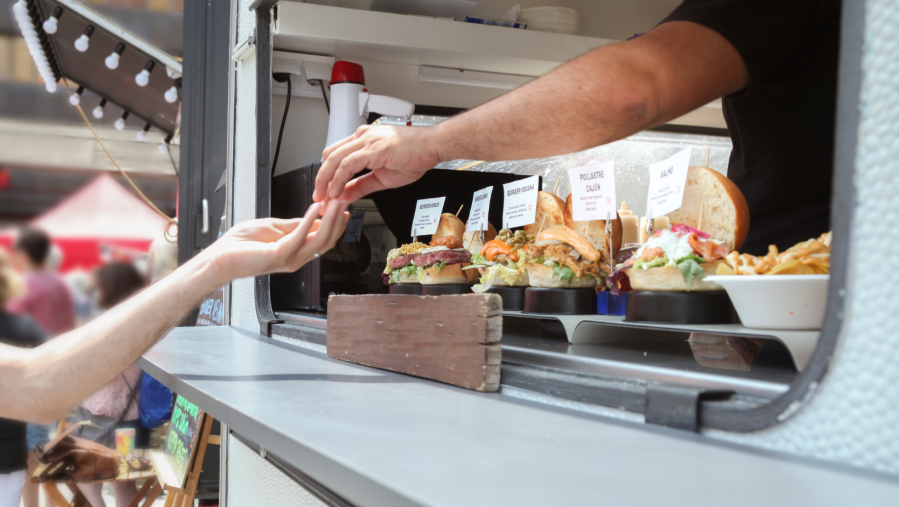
[164,86,178,103]
[43,18,58,34]
[43,8,63,34]
[114,111,128,130]
[70,86,84,106]
[135,70,149,86]
[158,143,168,154]
[92,98,106,119]
[12,1,27,16]
[135,61,155,87]
[136,123,150,142]
[75,35,89,52]
[105,43,125,70]
[45,82,56,93]
[74,26,93,52]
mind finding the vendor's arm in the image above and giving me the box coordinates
[0,200,349,423]
[315,21,749,203]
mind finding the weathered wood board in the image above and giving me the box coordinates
[326,294,503,391]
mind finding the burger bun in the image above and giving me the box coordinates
[526,262,598,289]
[625,262,724,291]
[523,192,565,236]
[462,221,498,255]
[420,263,479,285]
[667,166,750,249]
[563,194,622,263]
[433,213,466,241]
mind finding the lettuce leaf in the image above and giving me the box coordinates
[553,265,575,284]
[434,260,446,274]
[633,256,669,269]
[529,256,546,264]
[470,253,490,265]
[472,264,523,293]
[676,258,705,291]
[674,253,706,264]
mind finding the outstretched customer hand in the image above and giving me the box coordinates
[0,199,349,423]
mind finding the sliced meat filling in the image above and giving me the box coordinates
[412,249,472,267]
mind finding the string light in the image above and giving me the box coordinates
[136,123,150,142]
[135,61,155,87]
[105,43,125,70]
[42,7,63,34]
[69,85,84,106]
[74,25,94,52]
[13,1,57,92]
[92,98,106,119]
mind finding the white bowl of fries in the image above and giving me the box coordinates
[705,232,832,330]
[705,274,829,329]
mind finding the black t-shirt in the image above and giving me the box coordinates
[662,0,840,255]
[0,311,47,473]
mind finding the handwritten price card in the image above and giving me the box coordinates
[645,148,691,218]
[568,161,617,221]
[467,186,493,232]
[410,197,446,236]
[502,175,540,229]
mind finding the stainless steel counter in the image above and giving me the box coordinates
[140,326,899,507]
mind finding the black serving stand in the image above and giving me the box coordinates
[625,291,739,324]
[523,288,598,315]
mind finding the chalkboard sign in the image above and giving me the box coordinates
[196,286,224,326]
[163,395,205,489]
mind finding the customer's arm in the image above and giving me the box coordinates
[0,200,349,423]
[314,21,750,203]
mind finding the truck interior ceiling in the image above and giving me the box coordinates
[242,0,853,434]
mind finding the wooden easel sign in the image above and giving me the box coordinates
[150,395,217,507]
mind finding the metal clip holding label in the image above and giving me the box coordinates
[232,34,256,62]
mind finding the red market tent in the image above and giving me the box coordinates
[0,174,170,272]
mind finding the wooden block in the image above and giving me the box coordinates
[327,294,503,391]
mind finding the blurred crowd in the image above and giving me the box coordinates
[0,226,177,507]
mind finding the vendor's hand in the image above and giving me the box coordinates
[199,200,349,286]
[313,125,441,203]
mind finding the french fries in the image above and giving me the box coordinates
[723,232,831,275]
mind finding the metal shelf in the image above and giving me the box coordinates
[503,311,819,371]
[274,2,615,77]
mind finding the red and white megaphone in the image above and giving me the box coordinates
[325,61,415,152]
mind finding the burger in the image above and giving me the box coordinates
[609,224,732,292]
[382,214,479,285]
[470,228,534,293]
[607,166,749,294]
[522,227,602,288]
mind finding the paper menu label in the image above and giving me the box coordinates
[466,186,493,232]
[342,210,366,243]
[411,197,446,236]
[645,148,691,218]
[568,161,617,221]
[502,175,540,229]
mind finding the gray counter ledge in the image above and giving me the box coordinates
[139,326,899,507]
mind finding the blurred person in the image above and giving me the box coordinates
[65,270,96,327]
[70,263,147,507]
[0,201,348,420]
[9,227,75,337]
[147,234,178,284]
[9,228,74,507]
[0,250,47,507]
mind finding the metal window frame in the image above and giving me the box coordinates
[247,0,861,433]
